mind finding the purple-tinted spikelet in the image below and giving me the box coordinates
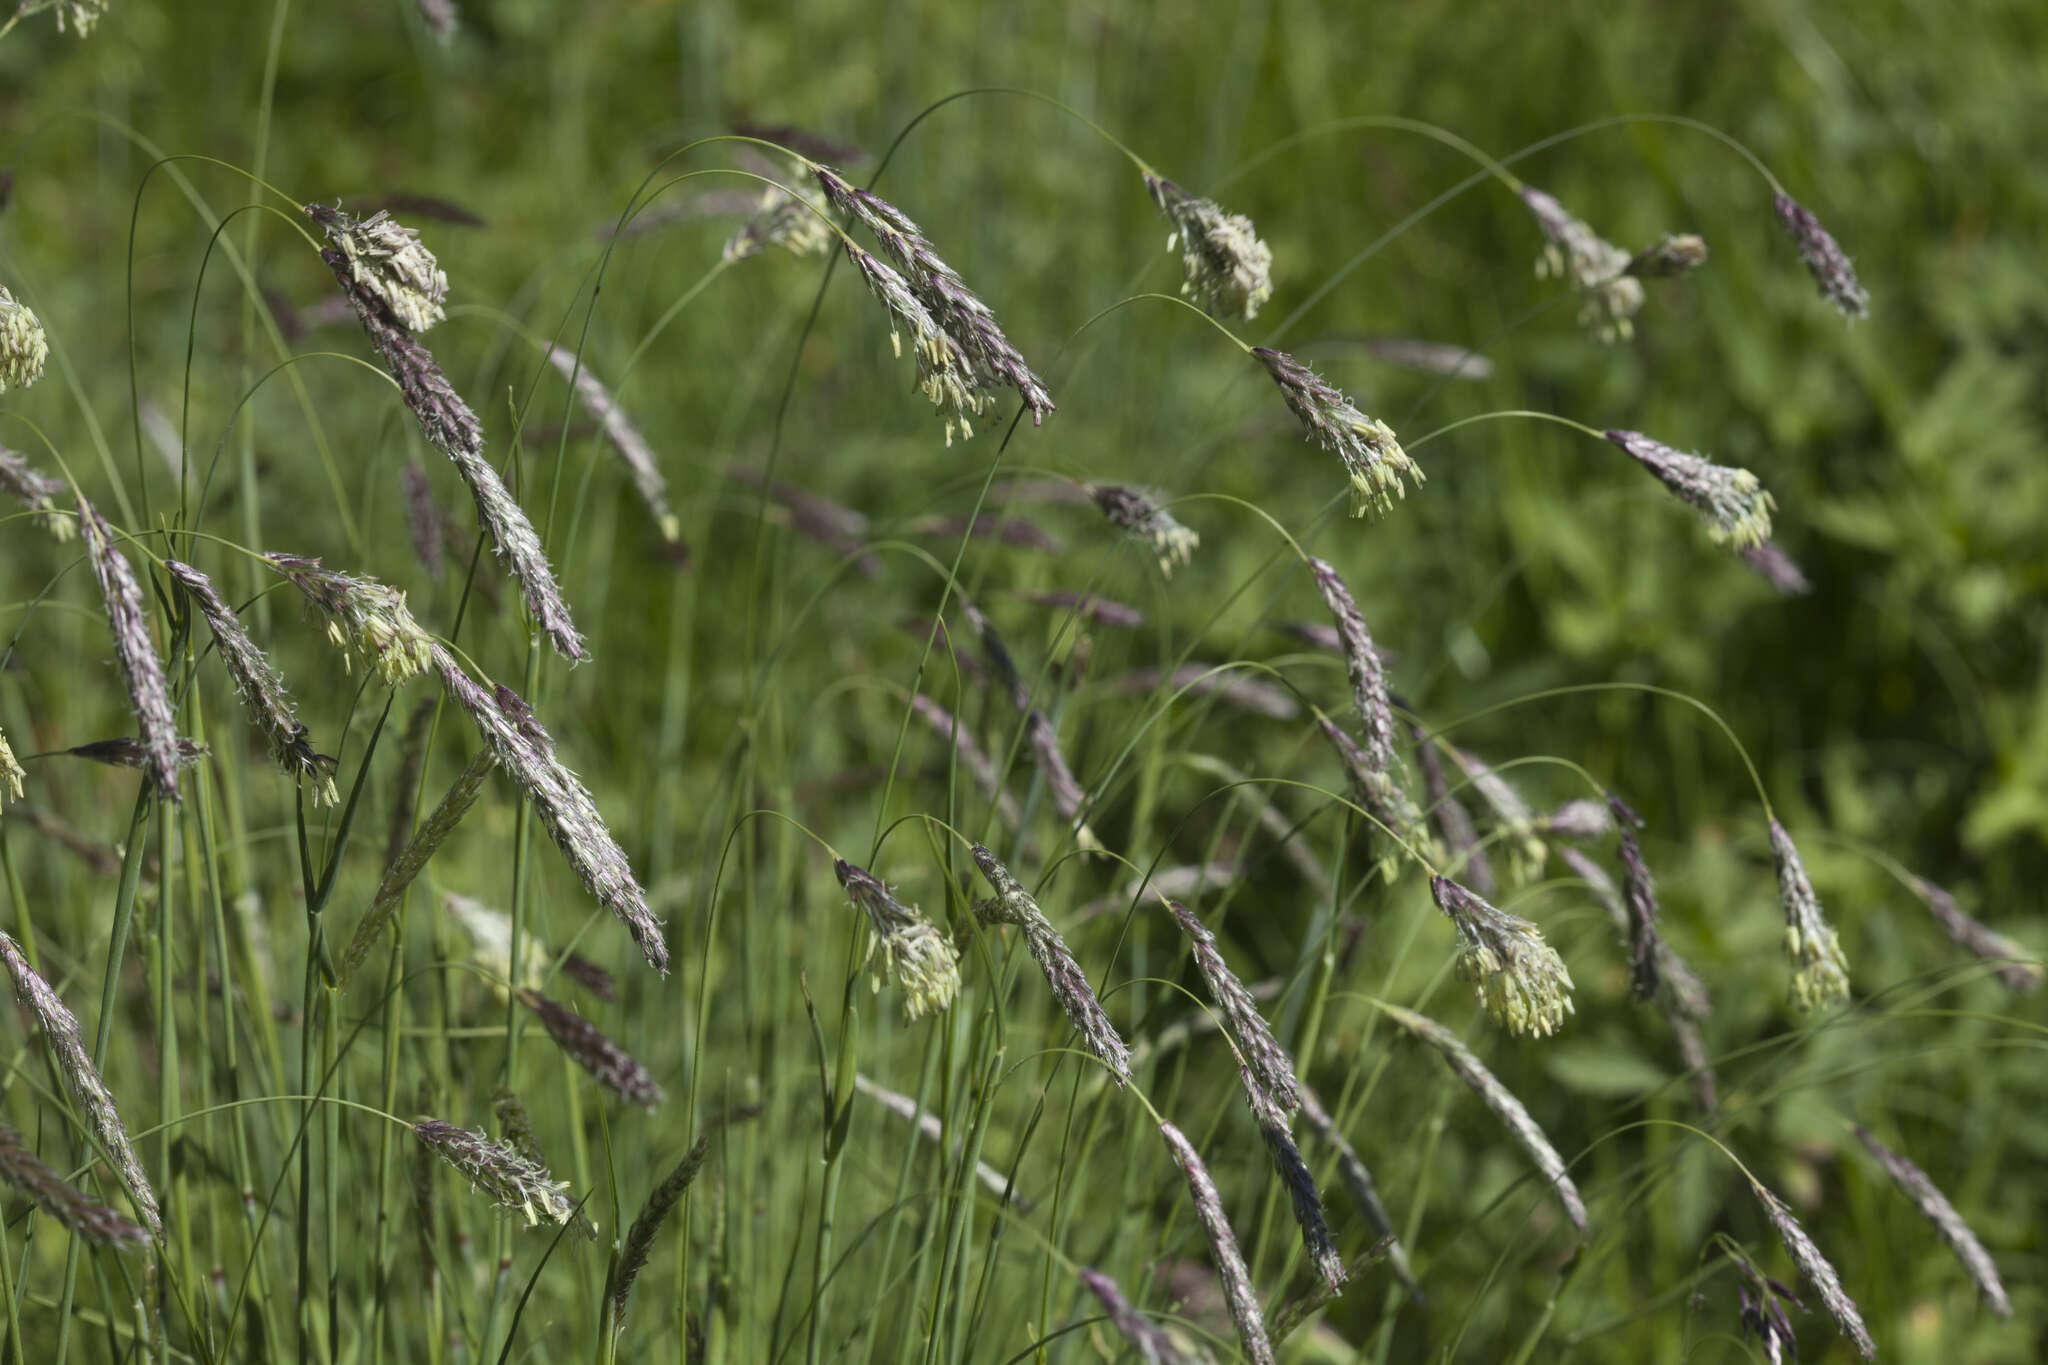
[308,206,585,660]
[1143,174,1274,321]
[1431,875,1574,1038]
[1853,1125,2010,1316]
[401,459,448,581]
[1315,712,1428,874]
[1077,1267,1189,1364]
[834,858,959,1021]
[0,1123,149,1247]
[1157,1121,1275,1365]
[516,988,663,1109]
[1747,1175,1876,1358]
[612,1134,709,1319]
[166,559,334,803]
[1296,1087,1419,1296]
[1308,558,1396,766]
[1254,347,1420,517]
[1027,707,1099,852]
[972,845,1129,1083]
[268,553,436,684]
[1906,874,2041,992]
[814,165,1054,425]
[1773,192,1869,320]
[1242,1070,1344,1292]
[840,241,990,444]
[1411,722,1494,896]
[1518,185,1645,342]
[1019,591,1144,629]
[1608,796,1663,1000]
[413,1119,574,1228]
[1091,485,1199,575]
[433,646,666,972]
[1769,819,1851,1010]
[562,953,619,1003]
[1605,429,1775,550]
[1169,901,1298,1113]
[1733,1251,1804,1365]
[76,495,180,803]
[308,204,447,332]
[0,933,160,1236]
[546,347,678,540]
[0,445,72,539]
[1739,541,1815,596]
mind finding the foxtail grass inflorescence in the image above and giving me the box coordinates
[0,1122,149,1247]
[515,987,664,1109]
[412,1119,575,1228]
[1605,429,1775,549]
[840,241,991,444]
[834,857,960,1021]
[971,845,1130,1083]
[1240,1069,1344,1292]
[1852,1124,2010,1316]
[0,284,48,388]
[1744,1172,1876,1358]
[0,445,71,537]
[308,203,448,332]
[433,647,666,971]
[1773,192,1869,320]
[166,559,336,804]
[1431,874,1575,1038]
[1144,173,1274,321]
[1091,485,1199,575]
[612,1134,709,1320]
[1768,819,1851,1010]
[1905,874,2041,992]
[1169,901,1298,1113]
[546,346,679,541]
[1518,185,1644,342]
[1157,1120,1275,1365]
[0,932,160,1236]
[268,553,437,685]
[1077,1267,1189,1365]
[76,494,181,803]
[1383,1003,1587,1233]
[1254,346,1420,518]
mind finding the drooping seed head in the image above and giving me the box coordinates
[1731,1249,1804,1365]
[971,845,1130,1082]
[546,347,679,540]
[1241,1070,1344,1293]
[841,241,991,445]
[0,1123,149,1247]
[1315,712,1431,877]
[1853,1124,2010,1316]
[0,286,48,389]
[1308,557,1396,766]
[515,988,664,1110]
[1077,1268,1189,1364]
[1605,429,1775,550]
[1773,192,1869,320]
[834,858,960,1021]
[1144,174,1275,321]
[307,204,449,332]
[1747,1175,1876,1358]
[0,445,72,538]
[1608,795,1663,1001]
[1431,875,1575,1038]
[723,182,832,263]
[1156,1121,1275,1365]
[1626,233,1710,279]
[1904,874,2041,993]
[76,495,181,803]
[1519,185,1645,342]
[1254,347,1421,518]
[1768,820,1851,1010]
[412,1119,576,1228]
[612,1135,710,1320]
[1091,485,1199,576]
[267,553,437,685]
[1169,901,1298,1113]
[1295,1087,1419,1297]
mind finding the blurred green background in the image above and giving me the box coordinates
[2,0,2043,1361]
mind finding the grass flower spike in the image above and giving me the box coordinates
[841,241,991,444]
[412,1119,575,1228]
[1144,173,1274,320]
[1077,1268,1189,1364]
[0,285,48,389]
[546,346,679,540]
[1432,874,1575,1037]
[516,988,664,1109]
[1605,429,1775,549]
[1169,901,1299,1113]
[310,204,448,332]
[1519,185,1644,342]
[1773,192,1869,319]
[268,553,436,685]
[0,446,73,539]
[835,858,960,1021]
[0,727,23,805]
[971,845,1130,1082]
[1746,1174,1876,1358]
[77,494,181,803]
[1853,1125,2010,1316]
[1254,346,1421,517]
[1769,819,1850,1010]
[0,1124,148,1247]
[1091,485,1199,574]
[1157,1121,1274,1365]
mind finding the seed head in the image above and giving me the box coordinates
[1253,347,1420,517]
[0,445,71,539]
[1,728,24,805]
[1605,429,1775,550]
[267,553,437,685]
[1308,558,1397,766]
[1091,485,1199,575]
[1518,185,1645,342]
[835,858,960,1021]
[1608,795,1663,1000]
[307,204,448,332]
[1431,874,1575,1038]
[60,736,208,771]
[17,0,111,36]
[1626,233,1710,279]
[723,183,832,263]
[841,241,991,445]
[1296,1088,1419,1297]
[1144,174,1274,321]
[1731,1250,1804,1365]
[516,988,664,1110]
[1315,712,1430,876]
[1241,1071,1344,1293]
[440,891,553,991]
[1747,1175,1875,1358]
[1169,901,1298,1113]
[0,1123,149,1247]
[1077,1268,1189,1365]
[77,495,181,803]
[1739,541,1814,596]
[971,845,1130,1083]
[1904,874,2040,992]
[0,286,48,389]
[1769,820,1851,1010]
[546,346,678,540]
[1853,1124,2009,1316]
[1156,1121,1275,1365]
[1773,192,1869,320]
[412,1119,576,1228]
[612,1134,710,1320]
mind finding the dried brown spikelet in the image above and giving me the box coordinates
[1853,1125,2010,1316]
[612,1133,709,1320]
[1296,1087,1419,1297]
[1240,1069,1344,1292]
[166,559,335,804]
[1169,901,1298,1114]
[1605,429,1775,550]
[546,347,679,540]
[1143,174,1274,321]
[1773,192,1869,320]
[0,445,73,539]
[1768,820,1851,1010]
[0,932,160,1236]
[1383,1003,1587,1234]
[1745,1173,1876,1358]
[834,858,959,1021]
[1431,875,1575,1038]
[1254,347,1420,517]
[971,845,1130,1083]
[1091,485,1199,575]
[339,747,496,987]
[267,553,437,685]
[412,1118,575,1228]
[0,1123,148,1247]
[1905,874,2041,992]
[1156,1121,1275,1365]
[0,285,48,388]
[1517,185,1644,342]
[433,647,666,971]
[515,987,663,1109]
[1077,1267,1190,1364]
[76,494,181,803]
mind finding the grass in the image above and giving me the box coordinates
[1,1,2045,1361]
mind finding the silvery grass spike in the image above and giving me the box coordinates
[0,1123,148,1247]
[76,494,180,803]
[1090,485,1199,575]
[851,1074,1026,1208]
[0,932,160,1236]
[1744,1172,1875,1358]
[339,747,496,987]
[1157,1121,1275,1365]
[1308,557,1397,767]
[812,164,1055,425]
[0,445,72,538]
[1904,874,2041,992]
[1853,1124,2010,1316]
[839,241,991,444]
[1517,185,1644,343]
[970,845,1130,1083]
[441,891,552,993]
[1,727,26,805]
[166,559,336,805]
[412,1119,576,1229]
[907,695,1025,832]
[1773,192,1869,319]
[1382,1003,1587,1234]
[1168,900,1298,1113]
[1768,819,1851,1010]
[515,988,664,1110]
[1253,346,1420,518]
[267,553,437,685]
[834,858,959,1021]
[1604,429,1775,550]
[1430,875,1575,1038]
[1143,173,1274,321]
[308,205,586,660]
[0,284,47,388]
[1240,1068,1344,1292]
[611,1133,709,1320]
[432,647,666,971]
[545,346,679,541]
[1297,1087,1420,1298]
[1077,1267,1189,1365]
[1538,797,1615,844]
[1314,711,1428,878]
